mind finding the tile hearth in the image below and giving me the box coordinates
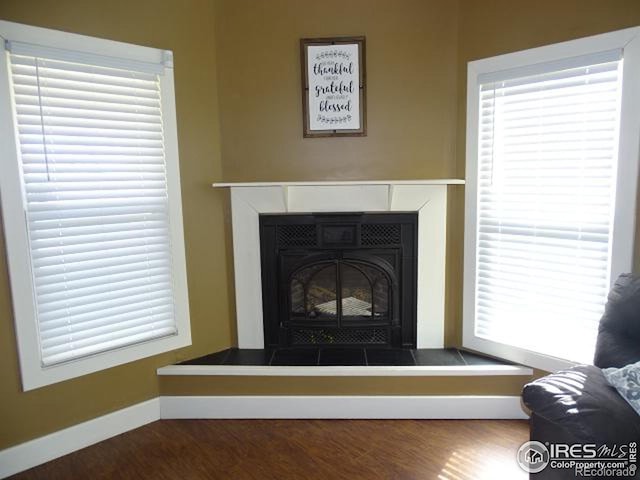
[181,348,511,367]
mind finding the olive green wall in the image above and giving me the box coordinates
[160,375,529,396]
[215,0,460,182]
[0,0,233,450]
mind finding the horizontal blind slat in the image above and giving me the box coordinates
[38,288,174,323]
[14,94,161,115]
[17,115,162,131]
[41,315,176,349]
[42,326,177,366]
[19,133,164,145]
[39,295,173,328]
[27,189,169,203]
[19,125,163,139]
[31,239,171,264]
[23,162,167,173]
[31,227,169,249]
[16,105,162,123]
[40,303,174,335]
[13,85,160,107]
[10,54,160,81]
[30,203,167,216]
[33,250,170,278]
[37,280,173,313]
[38,270,172,300]
[35,258,171,288]
[12,73,160,98]
[30,219,168,240]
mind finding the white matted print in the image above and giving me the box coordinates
[307,43,360,130]
[301,37,366,137]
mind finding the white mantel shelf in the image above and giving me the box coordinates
[213,179,465,188]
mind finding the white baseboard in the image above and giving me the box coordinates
[0,397,160,479]
[159,395,528,420]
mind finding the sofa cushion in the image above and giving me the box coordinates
[594,273,640,368]
[522,364,640,442]
[603,359,640,416]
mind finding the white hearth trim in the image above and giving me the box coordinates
[160,395,528,420]
[157,364,533,376]
[217,180,464,349]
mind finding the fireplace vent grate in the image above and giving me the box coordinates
[291,327,388,346]
[361,224,401,246]
[277,224,317,247]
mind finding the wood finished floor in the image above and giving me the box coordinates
[11,419,530,479]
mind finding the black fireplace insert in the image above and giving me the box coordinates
[259,212,418,349]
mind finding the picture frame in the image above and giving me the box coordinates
[300,36,366,138]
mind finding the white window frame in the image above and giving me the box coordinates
[463,27,640,372]
[0,21,191,390]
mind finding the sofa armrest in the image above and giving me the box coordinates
[522,365,640,443]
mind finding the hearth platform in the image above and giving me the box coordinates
[179,348,512,367]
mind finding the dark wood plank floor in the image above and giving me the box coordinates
[11,419,529,479]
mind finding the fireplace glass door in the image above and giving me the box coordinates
[290,260,391,325]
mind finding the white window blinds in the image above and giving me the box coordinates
[8,49,179,366]
[474,52,623,364]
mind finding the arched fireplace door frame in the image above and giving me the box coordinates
[283,252,400,328]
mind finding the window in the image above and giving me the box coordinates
[0,21,191,390]
[463,27,640,372]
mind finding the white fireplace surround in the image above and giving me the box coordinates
[213,180,465,349]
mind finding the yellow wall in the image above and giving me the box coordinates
[160,375,529,396]
[215,0,460,182]
[0,0,233,449]
[1,0,640,451]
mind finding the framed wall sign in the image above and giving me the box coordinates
[301,36,366,137]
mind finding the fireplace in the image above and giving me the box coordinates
[217,180,455,349]
[260,213,418,349]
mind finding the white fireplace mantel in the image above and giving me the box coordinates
[213,179,464,349]
[213,179,465,187]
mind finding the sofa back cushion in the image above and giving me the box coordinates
[594,273,640,368]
